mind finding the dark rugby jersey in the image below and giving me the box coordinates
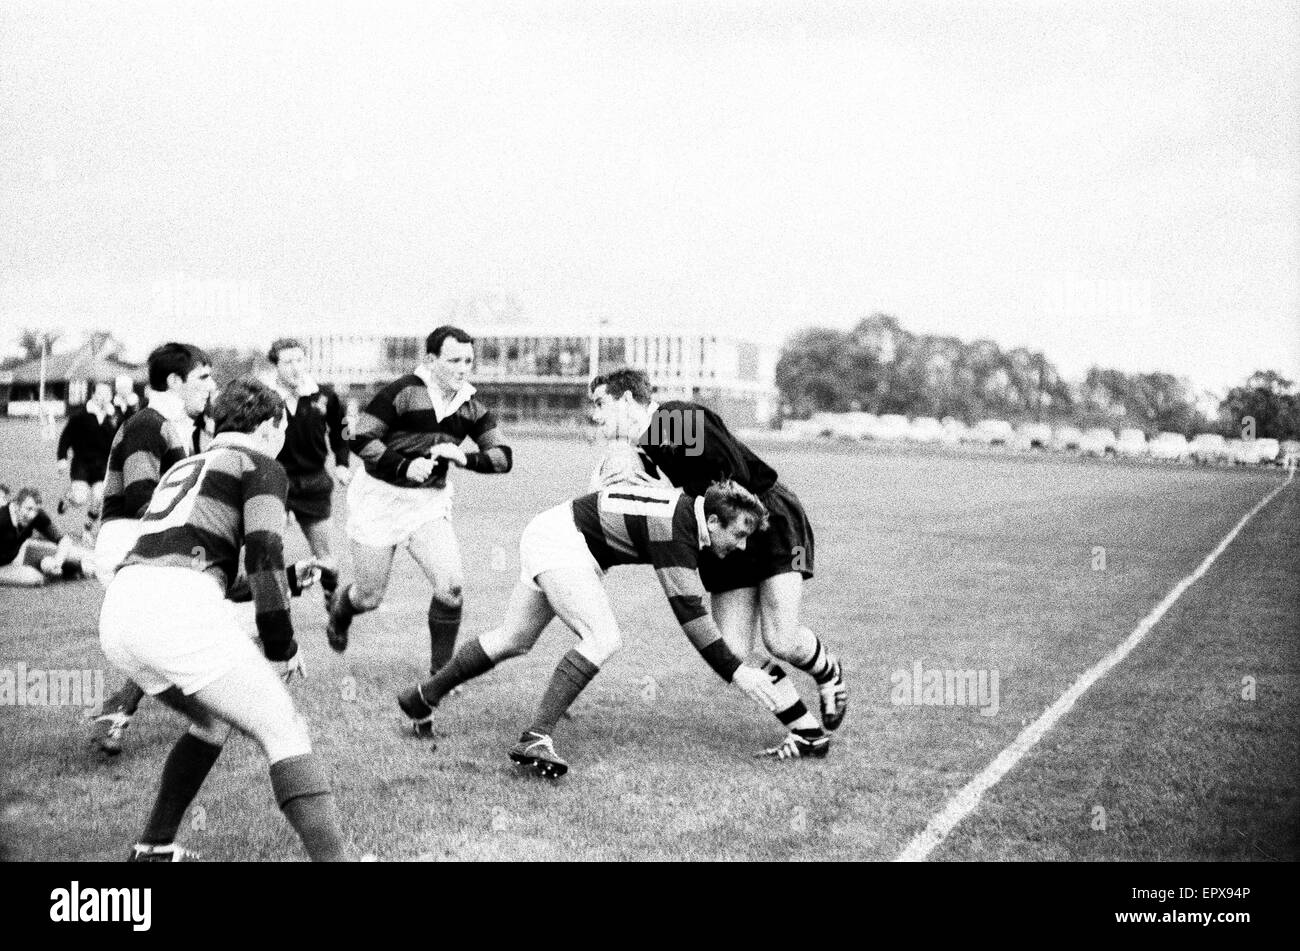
[351,373,512,488]
[57,406,118,479]
[274,384,350,476]
[119,438,297,659]
[0,505,63,566]
[637,401,778,497]
[100,407,193,522]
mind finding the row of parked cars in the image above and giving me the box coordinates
[784,412,1300,467]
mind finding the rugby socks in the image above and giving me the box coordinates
[411,638,496,714]
[791,632,838,684]
[140,733,223,846]
[763,661,824,735]
[270,754,347,862]
[105,679,146,717]
[427,597,462,672]
[528,649,599,737]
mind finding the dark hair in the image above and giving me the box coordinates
[426,325,475,357]
[0,483,11,499]
[147,342,211,391]
[702,479,769,532]
[14,486,43,507]
[210,377,285,435]
[591,367,653,405]
[267,337,305,364]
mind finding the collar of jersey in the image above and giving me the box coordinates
[210,432,265,455]
[694,495,710,550]
[144,389,189,423]
[413,364,476,420]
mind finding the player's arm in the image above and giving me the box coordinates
[324,388,351,469]
[33,510,64,546]
[350,380,415,482]
[122,423,186,518]
[227,560,319,602]
[56,416,76,462]
[240,461,297,661]
[460,407,512,474]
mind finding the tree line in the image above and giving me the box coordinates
[776,314,1300,441]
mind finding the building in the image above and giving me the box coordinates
[303,322,780,427]
[0,343,145,418]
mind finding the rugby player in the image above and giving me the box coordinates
[99,377,347,861]
[56,380,118,526]
[0,487,92,586]
[325,325,512,675]
[89,343,216,754]
[264,337,351,606]
[395,479,814,778]
[588,367,847,759]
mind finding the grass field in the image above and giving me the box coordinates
[1,419,1296,861]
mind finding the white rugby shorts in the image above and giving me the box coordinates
[518,501,603,591]
[93,518,143,589]
[345,467,454,548]
[99,564,262,696]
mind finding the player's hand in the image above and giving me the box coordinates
[432,443,469,467]
[334,465,352,487]
[731,664,781,712]
[272,652,307,683]
[289,557,322,593]
[56,458,70,476]
[405,456,436,483]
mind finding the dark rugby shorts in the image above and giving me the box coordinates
[698,480,814,593]
[286,470,335,523]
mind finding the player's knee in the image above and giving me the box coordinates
[432,580,463,609]
[579,625,621,666]
[760,619,803,660]
[349,584,383,612]
[187,719,231,747]
[69,482,90,505]
[259,713,313,763]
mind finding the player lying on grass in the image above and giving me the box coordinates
[589,367,847,758]
[0,486,94,586]
[89,342,216,755]
[326,325,512,675]
[98,377,348,861]
[396,479,831,777]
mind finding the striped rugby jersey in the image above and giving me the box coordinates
[351,369,512,488]
[101,399,195,523]
[570,483,717,635]
[119,435,297,659]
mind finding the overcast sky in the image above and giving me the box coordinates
[2,0,1296,392]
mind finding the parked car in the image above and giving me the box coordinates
[1149,431,1190,461]
[1115,428,1149,457]
[908,416,944,443]
[1015,422,1053,450]
[970,419,1014,446]
[1079,427,1117,457]
[1051,425,1083,451]
[1189,433,1230,464]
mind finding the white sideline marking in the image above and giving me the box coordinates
[895,469,1295,862]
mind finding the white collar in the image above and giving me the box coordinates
[146,389,189,423]
[694,495,710,550]
[211,432,266,455]
[86,401,111,422]
[413,364,476,420]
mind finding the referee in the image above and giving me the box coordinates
[265,338,351,603]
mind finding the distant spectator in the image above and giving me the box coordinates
[112,374,140,423]
[56,380,119,525]
[0,487,92,587]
